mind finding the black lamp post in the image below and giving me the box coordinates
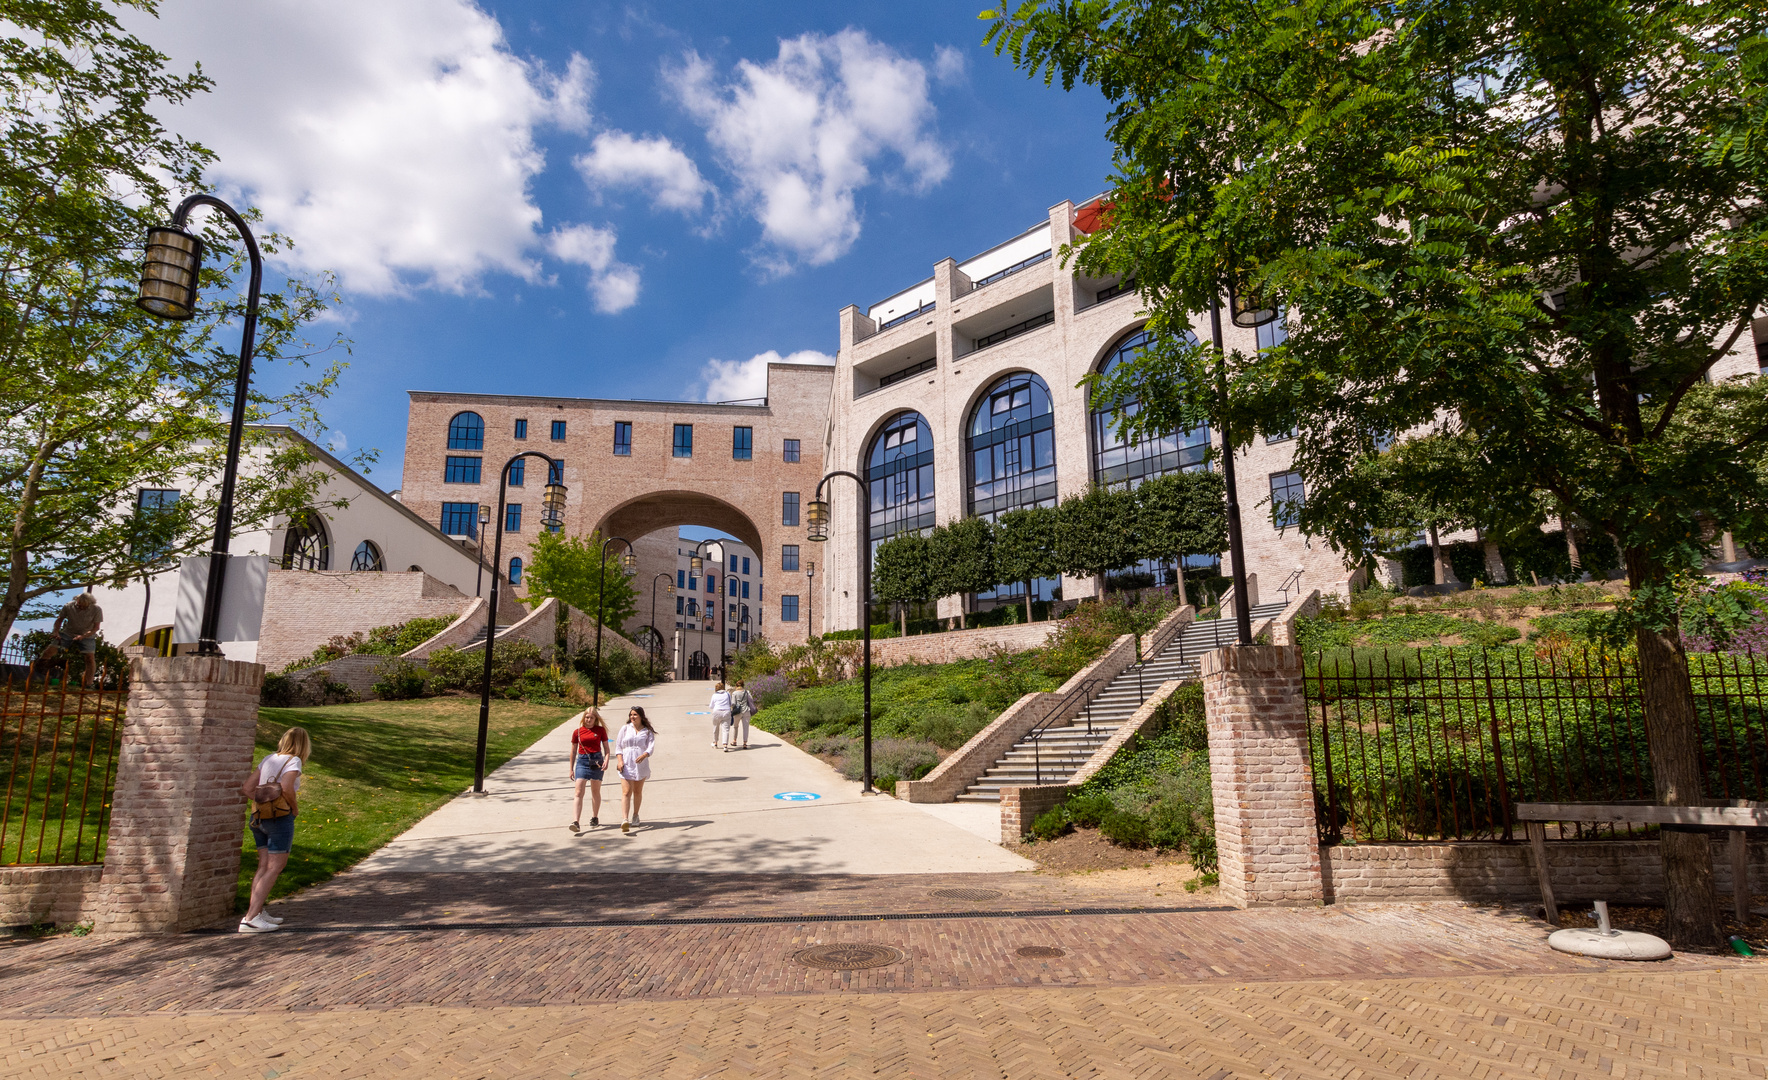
[805,560,815,638]
[1214,282,1281,646]
[649,573,674,682]
[688,539,719,679]
[806,473,875,794]
[474,451,567,793]
[135,194,262,657]
[475,504,491,597]
[593,536,638,705]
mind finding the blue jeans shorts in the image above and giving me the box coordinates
[573,753,605,781]
[56,631,97,655]
[250,813,296,854]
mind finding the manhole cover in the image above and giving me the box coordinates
[793,943,905,971]
[1016,945,1066,959]
[930,888,1003,902]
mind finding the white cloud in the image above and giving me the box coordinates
[547,223,640,313]
[932,45,968,86]
[700,349,835,402]
[136,0,594,295]
[326,430,348,455]
[576,131,713,215]
[670,30,951,270]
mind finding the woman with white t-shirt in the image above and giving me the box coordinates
[237,727,311,934]
[613,707,657,833]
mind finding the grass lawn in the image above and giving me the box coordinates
[239,696,575,909]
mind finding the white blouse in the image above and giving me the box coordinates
[614,722,656,780]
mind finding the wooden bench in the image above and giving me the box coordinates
[1515,802,1766,925]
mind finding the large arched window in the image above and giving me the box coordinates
[1091,328,1210,487]
[350,540,384,572]
[447,411,485,450]
[279,510,330,571]
[967,372,1057,518]
[865,411,935,546]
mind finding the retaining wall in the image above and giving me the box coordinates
[866,621,1058,667]
[0,866,102,928]
[256,570,477,672]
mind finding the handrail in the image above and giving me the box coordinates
[1026,677,1099,784]
[1272,567,1304,603]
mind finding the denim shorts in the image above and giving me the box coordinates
[250,813,296,854]
[573,753,605,781]
[57,631,97,655]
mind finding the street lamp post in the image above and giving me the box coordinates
[593,536,638,705]
[805,560,815,639]
[688,539,719,680]
[134,194,263,657]
[474,452,567,793]
[806,474,876,794]
[1214,284,1281,647]
[475,504,491,597]
[649,573,674,682]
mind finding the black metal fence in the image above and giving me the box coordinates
[0,661,126,865]
[1306,646,1768,844]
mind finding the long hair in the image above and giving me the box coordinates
[278,726,313,762]
[580,707,607,733]
[629,706,655,732]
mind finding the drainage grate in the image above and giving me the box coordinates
[1016,945,1066,959]
[930,888,1003,902]
[793,943,905,971]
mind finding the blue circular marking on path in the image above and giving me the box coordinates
[686,710,711,714]
[774,791,821,802]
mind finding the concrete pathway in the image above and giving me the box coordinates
[357,679,1032,875]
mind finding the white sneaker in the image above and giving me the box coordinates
[263,912,284,924]
[238,913,279,934]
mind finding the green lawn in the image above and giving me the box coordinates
[240,696,575,908]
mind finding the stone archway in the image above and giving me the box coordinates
[593,490,765,556]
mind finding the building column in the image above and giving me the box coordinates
[1201,644,1323,907]
[96,655,263,934]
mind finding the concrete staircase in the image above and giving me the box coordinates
[955,602,1288,803]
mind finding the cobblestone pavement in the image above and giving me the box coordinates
[2,873,1762,1077]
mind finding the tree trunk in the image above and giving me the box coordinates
[1175,563,1190,609]
[1481,534,1509,586]
[1628,548,1720,949]
[1023,580,1035,625]
[1428,524,1459,586]
[1565,523,1583,576]
[900,603,907,638]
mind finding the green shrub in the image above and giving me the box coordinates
[371,659,430,700]
[1461,622,1522,647]
[357,615,458,655]
[837,738,939,783]
[797,696,860,732]
[571,644,653,699]
[1031,805,1072,841]
[424,646,478,692]
[1098,808,1151,848]
[1064,791,1114,828]
[906,701,994,749]
[260,672,295,707]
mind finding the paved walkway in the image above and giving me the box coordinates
[358,680,1029,875]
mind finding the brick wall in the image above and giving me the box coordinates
[460,597,558,658]
[867,620,1058,667]
[1323,838,1768,905]
[563,604,652,663]
[0,866,101,927]
[1253,590,1320,647]
[259,569,478,672]
[1202,644,1323,907]
[1142,605,1195,658]
[95,654,263,934]
[403,596,493,659]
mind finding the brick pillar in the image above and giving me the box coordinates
[1202,645,1322,907]
[96,655,263,934]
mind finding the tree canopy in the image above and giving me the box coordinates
[985,0,1768,947]
[523,531,639,632]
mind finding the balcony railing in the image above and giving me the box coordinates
[877,357,936,389]
[878,301,936,331]
[972,309,1055,351]
[1094,278,1138,304]
[969,249,1052,289]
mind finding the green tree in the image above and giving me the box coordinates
[1134,471,1226,606]
[1054,485,1140,595]
[0,0,351,643]
[871,531,937,635]
[993,506,1060,623]
[987,0,1768,946]
[524,531,638,632]
[930,517,996,627]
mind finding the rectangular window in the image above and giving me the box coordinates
[728,578,736,597]
[783,438,801,463]
[1265,429,1295,444]
[741,629,749,644]
[133,488,180,559]
[781,595,800,622]
[676,596,684,615]
[688,575,697,592]
[782,491,800,526]
[742,557,751,575]
[551,420,567,441]
[728,603,737,620]
[677,569,685,589]
[732,426,752,460]
[549,458,564,484]
[614,421,632,456]
[514,418,527,440]
[504,504,522,532]
[741,580,750,599]
[673,424,693,457]
[444,456,482,484]
[440,502,479,538]
[707,574,716,593]
[728,629,737,643]
[508,458,525,486]
[1269,471,1306,530]
[782,545,799,572]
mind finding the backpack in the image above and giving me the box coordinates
[732,689,753,714]
[249,757,296,821]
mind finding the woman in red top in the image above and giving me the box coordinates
[568,708,610,831]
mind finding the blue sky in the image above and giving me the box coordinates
[133,1,1115,487]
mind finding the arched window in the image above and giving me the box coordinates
[508,557,523,585]
[967,372,1057,518]
[350,540,384,572]
[279,510,330,570]
[447,411,485,450]
[865,411,935,547]
[1091,328,1210,487]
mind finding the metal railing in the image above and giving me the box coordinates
[1,661,126,866]
[1026,678,1099,784]
[878,301,935,331]
[1306,646,1768,845]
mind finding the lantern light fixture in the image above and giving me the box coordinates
[805,498,831,542]
[136,225,203,320]
[1228,283,1279,329]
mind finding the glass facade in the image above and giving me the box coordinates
[866,411,936,546]
[967,372,1057,518]
[1090,328,1210,487]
